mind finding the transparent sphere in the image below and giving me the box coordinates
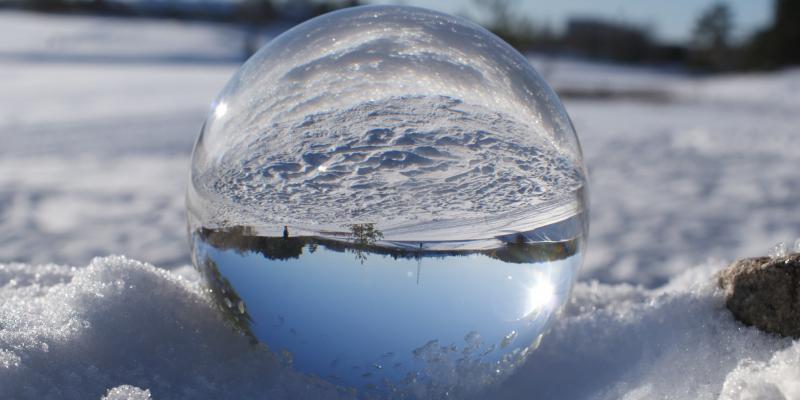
[188,5,588,397]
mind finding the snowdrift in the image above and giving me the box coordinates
[1,256,796,399]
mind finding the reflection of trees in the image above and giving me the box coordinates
[345,223,384,264]
[346,223,384,246]
[485,236,579,264]
[198,226,306,260]
[194,254,257,342]
[313,235,578,264]
[195,225,579,266]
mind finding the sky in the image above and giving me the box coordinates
[367,0,773,44]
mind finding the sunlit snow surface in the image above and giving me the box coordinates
[1,257,796,399]
[192,95,584,240]
[2,10,800,400]
[190,6,585,241]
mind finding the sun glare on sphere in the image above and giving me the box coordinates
[523,279,556,319]
[214,102,228,119]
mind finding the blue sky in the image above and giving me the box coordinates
[206,242,581,387]
[367,0,773,44]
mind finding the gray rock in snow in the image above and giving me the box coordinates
[718,253,800,338]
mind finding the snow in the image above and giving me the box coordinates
[1,9,799,399]
[101,386,152,400]
[769,242,789,259]
[0,12,237,268]
[720,344,800,400]
[0,256,345,399]
[191,6,586,242]
[1,257,796,399]
[192,95,585,242]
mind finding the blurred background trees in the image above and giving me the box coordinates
[689,3,733,70]
[747,0,800,69]
[2,0,798,72]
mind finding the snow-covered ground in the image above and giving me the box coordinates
[1,10,799,399]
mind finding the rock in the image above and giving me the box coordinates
[718,254,800,338]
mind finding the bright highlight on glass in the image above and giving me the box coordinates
[188,5,588,397]
[524,279,556,319]
[213,101,228,119]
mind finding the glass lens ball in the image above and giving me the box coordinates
[188,5,588,397]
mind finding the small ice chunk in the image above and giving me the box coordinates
[101,385,152,400]
[769,242,788,259]
[0,349,21,369]
[464,331,482,347]
[500,330,517,348]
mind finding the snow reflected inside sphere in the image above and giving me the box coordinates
[188,5,588,397]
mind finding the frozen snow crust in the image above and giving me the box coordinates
[191,95,585,239]
[1,256,796,399]
[0,256,345,399]
[190,6,587,240]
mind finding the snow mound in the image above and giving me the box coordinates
[720,344,800,400]
[498,263,792,400]
[0,256,344,400]
[101,385,152,400]
[1,257,795,399]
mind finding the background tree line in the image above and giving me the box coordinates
[4,0,798,72]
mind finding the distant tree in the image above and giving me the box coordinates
[772,0,800,65]
[690,3,735,70]
[239,0,276,24]
[472,0,541,50]
[477,0,514,29]
[564,18,652,63]
[237,0,277,58]
[747,0,800,69]
[692,3,733,50]
[310,0,362,16]
[26,0,69,11]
